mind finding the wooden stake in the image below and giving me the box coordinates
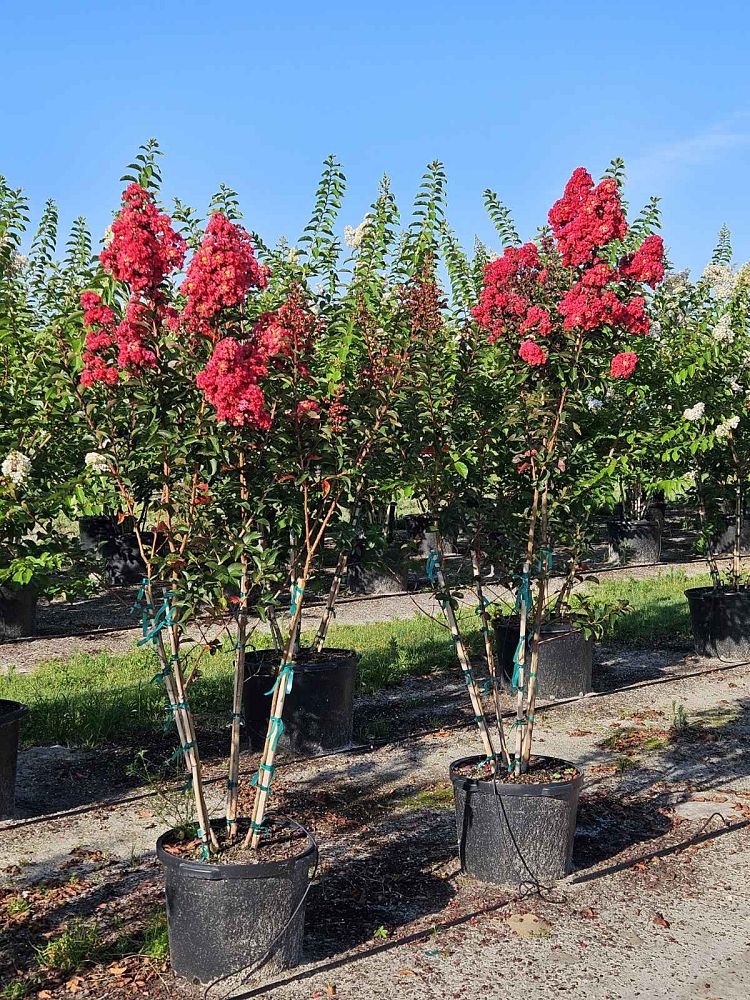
[471,546,509,768]
[313,548,348,652]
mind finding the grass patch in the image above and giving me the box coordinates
[140,911,169,959]
[36,920,104,972]
[590,570,710,646]
[0,613,481,748]
[397,782,454,810]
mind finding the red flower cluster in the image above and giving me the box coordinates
[195,337,271,429]
[471,243,549,344]
[254,295,317,361]
[181,214,269,335]
[619,234,665,288]
[296,399,321,421]
[548,168,627,267]
[609,351,638,379]
[519,339,548,366]
[79,291,156,386]
[100,184,186,294]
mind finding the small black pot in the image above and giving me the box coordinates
[0,700,29,819]
[78,517,147,586]
[607,518,662,565]
[0,586,37,639]
[243,648,358,754]
[685,586,750,660]
[450,755,583,885]
[156,817,316,984]
[493,618,593,699]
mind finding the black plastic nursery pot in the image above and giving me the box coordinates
[685,586,750,660]
[0,585,37,639]
[493,618,593,699]
[0,700,29,820]
[450,755,583,885]
[243,648,358,754]
[607,518,662,565]
[156,818,317,984]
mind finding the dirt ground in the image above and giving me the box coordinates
[2,632,750,999]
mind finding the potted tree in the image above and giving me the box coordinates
[651,232,750,658]
[447,162,666,883]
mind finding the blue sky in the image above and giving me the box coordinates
[2,1,749,275]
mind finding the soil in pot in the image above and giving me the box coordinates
[450,754,583,885]
[0,585,37,639]
[493,618,593,699]
[243,648,357,754]
[607,518,662,565]
[157,817,316,984]
[685,586,750,660]
[0,700,29,819]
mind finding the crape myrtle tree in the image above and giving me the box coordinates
[651,230,750,587]
[469,162,666,775]
[76,144,419,856]
[0,176,94,596]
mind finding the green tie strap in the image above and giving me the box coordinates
[264,662,295,696]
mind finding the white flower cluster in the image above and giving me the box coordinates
[702,262,736,299]
[103,225,114,247]
[344,215,371,249]
[682,402,705,421]
[662,270,690,295]
[586,397,604,411]
[1,450,32,485]
[84,451,110,474]
[715,415,740,439]
[712,313,734,344]
[286,246,300,264]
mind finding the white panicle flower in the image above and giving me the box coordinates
[712,313,734,344]
[1,451,32,485]
[663,270,690,295]
[715,415,740,439]
[730,378,743,394]
[682,402,705,421]
[684,470,696,485]
[702,262,736,299]
[103,225,114,247]
[344,215,371,249]
[287,246,300,264]
[85,451,110,474]
[586,397,603,411]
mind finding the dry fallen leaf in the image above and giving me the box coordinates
[653,913,670,928]
[325,984,337,997]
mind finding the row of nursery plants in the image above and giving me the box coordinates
[2,143,750,984]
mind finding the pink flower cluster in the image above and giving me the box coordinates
[619,234,665,288]
[100,184,186,294]
[79,291,156,386]
[181,213,269,336]
[548,168,627,267]
[254,295,317,361]
[610,351,638,379]
[471,242,551,345]
[195,337,271,429]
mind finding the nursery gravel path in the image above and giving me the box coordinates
[2,647,750,998]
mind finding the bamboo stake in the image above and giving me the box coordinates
[733,472,742,590]
[432,531,495,762]
[471,546,509,767]
[313,548,348,652]
[225,451,250,840]
[521,488,550,765]
[514,488,539,776]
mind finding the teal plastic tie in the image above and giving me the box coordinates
[268,715,285,752]
[290,583,304,616]
[426,550,440,585]
[169,740,195,763]
[515,571,531,614]
[264,662,295,697]
[249,762,276,794]
[511,636,526,691]
[138,596,176,647]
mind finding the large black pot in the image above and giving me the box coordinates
[0,700,28,819]
[685,586,750,660]
[450,754,583,885]
[78,516,146,586]
[0,586,37,639]
[156,817,316,984]
[243,648,358,754]
[493,618,593,699]
[607,518,662,565]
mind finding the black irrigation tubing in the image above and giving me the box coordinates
[2,654,748,835]
[0,553,725,647]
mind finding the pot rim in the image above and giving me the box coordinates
[244,647,361,672]
[685,585,750,601]
[449,753,583,797]
[0,700,29,726]
[492,616,586,638]
[156,816,317,881]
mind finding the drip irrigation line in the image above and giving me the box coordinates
[2,655,749,834]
